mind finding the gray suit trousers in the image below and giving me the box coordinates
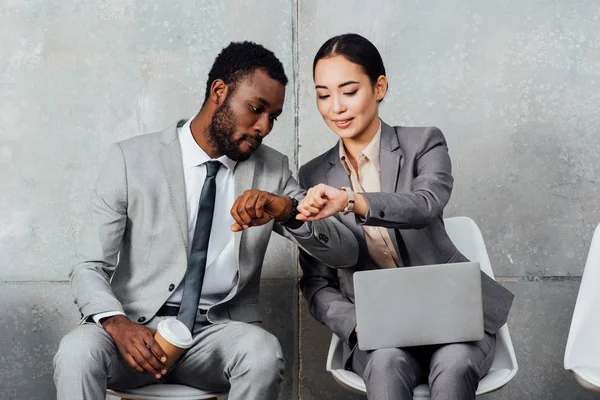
[53,314,284,400]
[352,333,495,400]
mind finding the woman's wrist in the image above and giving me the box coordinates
[352,193,369,218]
[337,187,368,218]
[339,187,354,214]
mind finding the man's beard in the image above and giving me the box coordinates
[207,99,262,162]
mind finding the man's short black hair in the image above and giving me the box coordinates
[203,41,288,104]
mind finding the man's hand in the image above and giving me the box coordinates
[230,190,293,232]
[296,184,348,221]
[101,315,167,378]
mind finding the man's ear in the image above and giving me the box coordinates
[209,79,229,106]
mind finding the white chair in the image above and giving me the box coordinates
[564,222,600,391]
[325,216,519,398]
[107,384,225,400]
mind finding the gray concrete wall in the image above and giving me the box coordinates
[2,0,600,399]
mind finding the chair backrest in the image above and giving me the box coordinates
[444,216,517,372]
[564,222,600,370]
[444,216,495,279]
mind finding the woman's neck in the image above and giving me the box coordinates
[341,116,381,164]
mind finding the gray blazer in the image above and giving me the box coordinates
[299,121,514,368]
[70,121,359,326]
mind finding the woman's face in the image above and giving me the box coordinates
[314,55,385,141]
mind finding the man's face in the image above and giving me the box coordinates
[208,69,285,161]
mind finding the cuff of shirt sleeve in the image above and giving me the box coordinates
[92,311,126,327]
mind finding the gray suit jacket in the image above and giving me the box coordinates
[70,121,359,326]
[299,121,514,368]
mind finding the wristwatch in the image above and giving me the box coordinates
[279,197,300,226]
[340,187,355,215]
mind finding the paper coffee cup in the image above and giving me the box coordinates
[154,318,193,369]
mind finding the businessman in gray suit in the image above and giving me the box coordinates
[53,41,358,400]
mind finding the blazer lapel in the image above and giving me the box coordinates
[380,121,403,194]
[233,156,257,198]
[379,121,406,262]
[233,155,257,281]
[325,143,351,188]
[160,124,189,253]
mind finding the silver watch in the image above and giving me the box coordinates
[340,187,355,215]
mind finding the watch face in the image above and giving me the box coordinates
[281,197,300,225]
[290,198,300,216]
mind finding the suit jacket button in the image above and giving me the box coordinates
[169,284,175,291]
[138,317,146,323]
[323,236,329,243]
[380,211,385,218]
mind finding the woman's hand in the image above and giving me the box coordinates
[296,184,347,221]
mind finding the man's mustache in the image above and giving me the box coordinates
[239,134,262,148]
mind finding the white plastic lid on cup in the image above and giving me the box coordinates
[157,318,193,349]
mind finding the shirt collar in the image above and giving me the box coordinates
[178,116,237,172]
[338,119,382,175]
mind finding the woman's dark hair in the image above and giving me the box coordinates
[312,33,386,87]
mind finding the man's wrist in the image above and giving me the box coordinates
[275,196,293,222]
[277,196,301,226]
[101,314,126,330]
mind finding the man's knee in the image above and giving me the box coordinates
[54,324,115,374]
[233,325,285,377]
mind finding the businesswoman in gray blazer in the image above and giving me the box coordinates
[297,33,514,400]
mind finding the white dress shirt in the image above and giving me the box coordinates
[167,117,239,309]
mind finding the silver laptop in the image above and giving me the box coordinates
[354,262,484,351]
